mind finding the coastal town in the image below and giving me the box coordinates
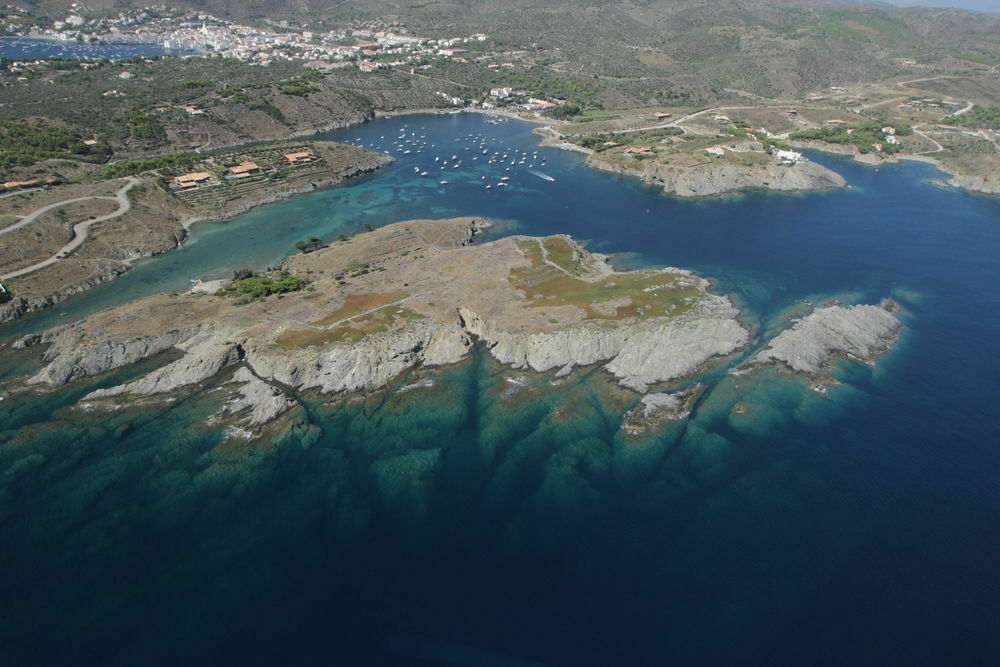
[2,3,490,67]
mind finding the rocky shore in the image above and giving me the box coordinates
[586,152,847,198]
[752,301,903,376]
[6,217,908,437]
[11,217,751,433]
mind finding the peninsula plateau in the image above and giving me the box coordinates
[9,217,903,435]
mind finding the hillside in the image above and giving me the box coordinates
[21,0,997,99]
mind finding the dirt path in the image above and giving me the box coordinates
[0,177,138,281]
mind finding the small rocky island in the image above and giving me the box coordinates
[9,218,903,436]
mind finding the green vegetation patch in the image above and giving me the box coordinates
[542,237,585,276]
[790,121,912,154]
[216,271,308,303]
[0,120,108,170]
[278,307,423,348]
[101,153,197,178]
[946,105,1000,131]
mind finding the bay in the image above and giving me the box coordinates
[1,112,998,666]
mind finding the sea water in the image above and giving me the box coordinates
[0,37,199,60]
[1,113,999,666]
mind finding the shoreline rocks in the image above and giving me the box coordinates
[586,153,847,198]
[752,301,903,376]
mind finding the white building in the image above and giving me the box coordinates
[775,149,803,164]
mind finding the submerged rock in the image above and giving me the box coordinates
[622,384,706,435]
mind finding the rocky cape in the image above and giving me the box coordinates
[584,152,847,198]
[8,218,904,436]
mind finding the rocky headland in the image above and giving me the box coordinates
[752,301,903,376]
[7,218,905,437]
[586,151,847,198]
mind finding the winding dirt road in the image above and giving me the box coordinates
[0,177,138,281]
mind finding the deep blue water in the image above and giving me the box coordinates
[1,113,999,666]
[0,37,199,60]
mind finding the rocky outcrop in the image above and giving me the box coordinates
[24,326,193,386]
[220,367,297,429]
[15,219,754,433]
[945,172,1000,196]
[587,154,847,198]
[247,320,467,395]
[459,295,748,392]
[85,336,243,399]
[753,301,902,375]
[622,384,705,434]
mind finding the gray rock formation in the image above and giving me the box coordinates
[25,327,190,386]
[86,335,243,399]
[622,384,706,434]
[221,367,297,428]
[753,301,902,374]
[587,155,847,198]
[460,295,748,392]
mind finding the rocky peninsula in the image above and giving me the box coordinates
[585,149,847,198]
[11,217,749,432]
[7,218,906,436]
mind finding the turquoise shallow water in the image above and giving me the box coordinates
[1,113,999,666]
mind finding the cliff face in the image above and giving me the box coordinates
[586,154,847,198]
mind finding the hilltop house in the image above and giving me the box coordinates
[705,146,726,158]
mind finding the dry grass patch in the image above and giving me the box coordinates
[311,291,408,327]
[277,307,424,348]
[512,241,704,321]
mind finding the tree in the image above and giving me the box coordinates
[547,103,582,120]
[293,236,324,253]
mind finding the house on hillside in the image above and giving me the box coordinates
[228,161,260,178]
[284,151,317,166]
[170,172,215,190]
[775,149,803,165]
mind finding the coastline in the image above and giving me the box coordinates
[0,146,393,326]
[788,140,999,197]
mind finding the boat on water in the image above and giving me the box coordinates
[529,170,556,182]
[420,171,428,176]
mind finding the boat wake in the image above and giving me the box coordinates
[529,170,555,182]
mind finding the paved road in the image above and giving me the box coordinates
[0,177,138,281]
